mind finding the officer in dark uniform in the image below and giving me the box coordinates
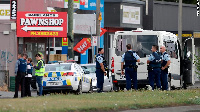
[147,45,161,90]
[14,53,27,98]
[96,48,107,93]
[121,44,140,90]
[160,46,171,90]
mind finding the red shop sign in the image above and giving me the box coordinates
[17,12,67,37]
[73,38,91,54]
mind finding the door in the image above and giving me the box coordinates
[26,43,46,64]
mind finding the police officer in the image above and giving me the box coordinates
[14,53,27,98]
[34,53,45,96]
[160,46,171,90]
[121,44,140,90]
[96,48,107,93]
[147,45,161,90]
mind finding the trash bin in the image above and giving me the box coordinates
[9,76,15,92]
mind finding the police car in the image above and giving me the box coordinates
[39,63,92,95]
[81,64,113,92]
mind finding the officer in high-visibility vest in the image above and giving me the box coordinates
[160,46,171,90]
[96,48,107,93]
[147,45,162,90]
[34,53,45,96]
[121,44,140,90]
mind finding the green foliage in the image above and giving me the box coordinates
[194,55,200,76]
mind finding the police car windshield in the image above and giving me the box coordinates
[81,65,96,73]
[45,64,72,72]
[116,35,158,58]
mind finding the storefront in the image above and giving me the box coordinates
[16,12,67,64]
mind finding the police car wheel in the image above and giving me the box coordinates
[75,81,82,95]
[168,82,171,91]
[89,80,93,93]
[42,91,47,96]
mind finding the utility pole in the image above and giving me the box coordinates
[68,0,74,60]
[178,0,182,51]
[96,0,101,54]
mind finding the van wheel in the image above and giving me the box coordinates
[75,81,82,95]
[113,84,119,92]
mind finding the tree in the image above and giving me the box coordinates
[194,55,200,76]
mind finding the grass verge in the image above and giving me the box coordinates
[1,89,200,112]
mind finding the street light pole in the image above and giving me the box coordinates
[96,0,101,54]
[68,0,74,60]
[178,0,183,51]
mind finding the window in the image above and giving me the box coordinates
[47,38,54,47]
[81,65,96,73]
[164,42,178,59]
[115,35,158,58]
[55,38,62,47]
[45,64,72,72]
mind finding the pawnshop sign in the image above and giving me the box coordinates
[17,12,67,37]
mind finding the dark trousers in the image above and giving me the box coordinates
[148,68,161,90]
[25,77,32,97]
[161,70,168,90]
[125,68,137,90]
[14,72,25,98]
[96,70,104,92]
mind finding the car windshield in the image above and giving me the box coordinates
[81,65,96,73]
[45,64,72,72]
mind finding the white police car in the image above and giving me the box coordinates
[39,63,92,95]
[81,64,113,92]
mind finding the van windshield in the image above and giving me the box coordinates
[115,35,158,58]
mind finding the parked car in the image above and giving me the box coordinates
[36,63,92,95]
[80,64,113,92]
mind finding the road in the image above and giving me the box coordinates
[0,90,37,99]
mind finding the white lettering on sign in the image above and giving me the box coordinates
[90,2,103,8]
[197,0,200,16]
[11,1,17,19]
[25,13,58,17]
[20,18,64,26]
[77,41,87,52]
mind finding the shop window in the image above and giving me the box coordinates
[56,50,62,54]
[47,38,54,47]
[55,38,62,47]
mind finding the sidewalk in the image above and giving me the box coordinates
[0,90,37,99]
[121,105,200,112]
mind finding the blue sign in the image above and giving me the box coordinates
[80,0,104,12]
